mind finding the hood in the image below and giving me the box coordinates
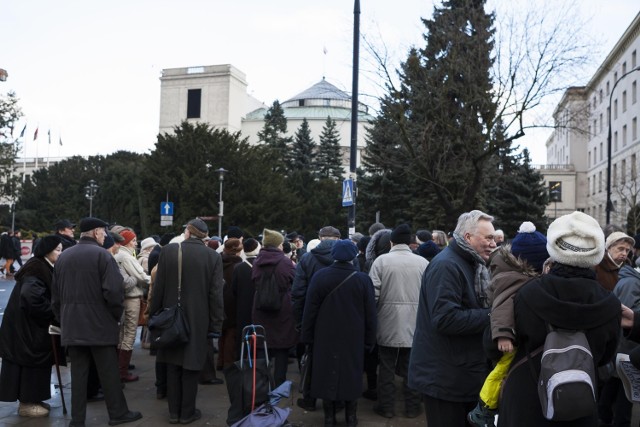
[489,245,537,279]
[619,264,640,281]
[366,229,391,261]
[310,239,337,266]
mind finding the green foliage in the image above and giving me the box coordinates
[257,101,292,171]
[316,116,344,181]
[0,92,22,209]
[291,118,316,171]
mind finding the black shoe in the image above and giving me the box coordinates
[373,405,394,419]
[322,400,337,426]
[128,364,135,370]
[169,414,179,424]
[108,410,142,426]
[297,397,316,411]
[199,378,224,385]
[362,389,377,401]
[179,409,201,424]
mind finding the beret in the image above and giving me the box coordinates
[79,217,109,232]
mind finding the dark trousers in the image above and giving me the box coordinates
[156,361,167,394]
[270,348,290,388]
[364,344,379,390]
[598,376,632,426]
[166,363,199,420]
[68,346,129,424]
[377,346,421,414]
[199,339,220,382]
[423,394,476,427]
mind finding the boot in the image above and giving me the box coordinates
[119,350,139,382]
[322,400,337,426]
[345,400,358,426]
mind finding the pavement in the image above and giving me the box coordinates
[0,329,425,427]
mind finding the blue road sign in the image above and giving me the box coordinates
[342,179,354,207]
[160,202,174,216]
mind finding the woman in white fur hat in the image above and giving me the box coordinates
[497,211,621,426]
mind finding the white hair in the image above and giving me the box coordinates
[454,210,494,236]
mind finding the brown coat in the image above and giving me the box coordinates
[595,254,622,292]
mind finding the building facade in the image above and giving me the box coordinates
[544,12,640,228]
[158,65,373,174]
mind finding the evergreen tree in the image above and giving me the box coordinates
[257,100,292,171]
[291,118,316,171]
[317,116,344,180]
[0,92,22,213]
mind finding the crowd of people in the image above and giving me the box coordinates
[2,210,640,426]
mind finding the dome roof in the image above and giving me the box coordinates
[284,78,351,103]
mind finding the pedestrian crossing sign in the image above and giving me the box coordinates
[342,179,354,207]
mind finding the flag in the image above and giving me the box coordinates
[19,124,26,138]
[33,127,39,140]
[59,136,63,146]
[48,130,51,144]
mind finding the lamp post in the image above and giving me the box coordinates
[215,168,227,238]
[85,179,99,217]
[606,66,640,224]
[550,188,561,220]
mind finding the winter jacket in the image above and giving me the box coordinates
[221,252,243,330]
[369,244,428,347]
[232,257,257,351]
[613,265,640,354]
[498,264,621,426]
[115,245,149,298]
[408,238,491,402]
[595,252,623,291]
[251,247,298,349]
[301,261,377,401]
[56,233,77,251]
[149,238,224,371]
[52,237,125,346]
[364,229,391,274]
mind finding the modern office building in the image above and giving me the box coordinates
[544,12,640,227]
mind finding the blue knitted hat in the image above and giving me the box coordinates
[511,222,549,273]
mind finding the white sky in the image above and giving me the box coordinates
[1,0,638,165]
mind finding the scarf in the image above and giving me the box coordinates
[454,232,491,308]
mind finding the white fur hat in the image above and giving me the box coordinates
[140,237,157,251]
[546,211,605,268]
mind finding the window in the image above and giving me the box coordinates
[615,131,618,151]
[633,81,637,104]
[594,96,597,109]
[589,151,592,166]
[623,91,628,112]
[587,177,591,196]
[186,89,202,119]
[623,125,627,146]
[622,159,627,185]
[593,174,596,195]
[632,154,637,180]
[549,181,562,202]
[615,72,619,83]
[623,61,627,75]
[607,81,611,95]
[634,117,638,141]
[614,163,618,185]
[599,171,602,193]
[633,50,637,68]
[594,147,597,164]
[600,113,603,133]
[614,99,618,119]
[607,107,611,126]
[600,142,603,160]
[599,89,603,103]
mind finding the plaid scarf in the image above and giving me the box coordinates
[454,232,491,308]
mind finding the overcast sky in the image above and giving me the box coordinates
[1,0,638,165]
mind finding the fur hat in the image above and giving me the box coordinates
[243,238,261,257]
[206,239,220,251]
[226,226,243,239]
[368,222,386,236]
[223,237,243,255]
[140,237,157,251]
[120,230,136,246]
[262,228,284,248]
[331,239,358,262]
[34,235,62,257]
[79,217,109,233]
[605,231,635,249]
[510,222,549,273]
[390,223,412,245]
[350,232,364,244]
[546,211,605,268]
[187,218,208,239]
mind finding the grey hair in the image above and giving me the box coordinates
[495,229,504,237]
[454,210,494,236]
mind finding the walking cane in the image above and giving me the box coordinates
[49,329,67,414]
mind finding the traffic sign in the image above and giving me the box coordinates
[342,179,354,207]
[160,202,174,216]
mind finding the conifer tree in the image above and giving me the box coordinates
[291,118,316,171]
[317,116,344,180]
[257,100,292,171]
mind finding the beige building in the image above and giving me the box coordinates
[544,12,640,227]
[158,64,373,173]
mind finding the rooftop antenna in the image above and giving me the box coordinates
[323,46,328,80]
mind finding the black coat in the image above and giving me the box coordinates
[232,257,256,349]
[52,237,124,346]
[221,252,243,330]
[56,233,77,251]
[149,238,224,371]
[0,234,13,259]
[301,261,377,401]
[251,247,298,349]
[498,265,621,427]
[0,257,57,367]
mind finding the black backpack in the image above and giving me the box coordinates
[537,325,597,421]
[254,261,283,312]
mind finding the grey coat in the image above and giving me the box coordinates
[149,238,224,371]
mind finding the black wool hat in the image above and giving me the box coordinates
[34,235,62,257]
[79,217,109,232]
[54,219,75,231]
[390,224,412,245]
[227,226,243,239]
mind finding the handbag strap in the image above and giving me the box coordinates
[323,271,357,305]
[177,243,183,306]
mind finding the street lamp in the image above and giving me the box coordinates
[550,188,561,220]
[85,179,99,217]
[606,65,640,224]
[215,168,228,238]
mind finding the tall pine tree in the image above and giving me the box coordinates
[317,116,344,180]
[291,118,316,171]
[257,100,292,171]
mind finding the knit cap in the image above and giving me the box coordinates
[511,221,549,272]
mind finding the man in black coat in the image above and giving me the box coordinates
[54,219,77,251]
[52,217,142,427]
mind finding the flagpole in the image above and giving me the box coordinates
[34,127,39,170]
[47,130,51,168]
[21,126,27,184]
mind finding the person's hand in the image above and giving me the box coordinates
[497,337,514,353]
[207,331,221,339]
[621,304,635,329]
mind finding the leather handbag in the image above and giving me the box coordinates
[148,243,190,348]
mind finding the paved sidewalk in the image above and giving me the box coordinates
[0,336,426,427]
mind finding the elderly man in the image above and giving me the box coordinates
[150,218,223,424]
[52,217,142,427]
[54,219,77,251]
[408,210,496,427]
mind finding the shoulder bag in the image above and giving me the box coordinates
[148,243,190,349]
